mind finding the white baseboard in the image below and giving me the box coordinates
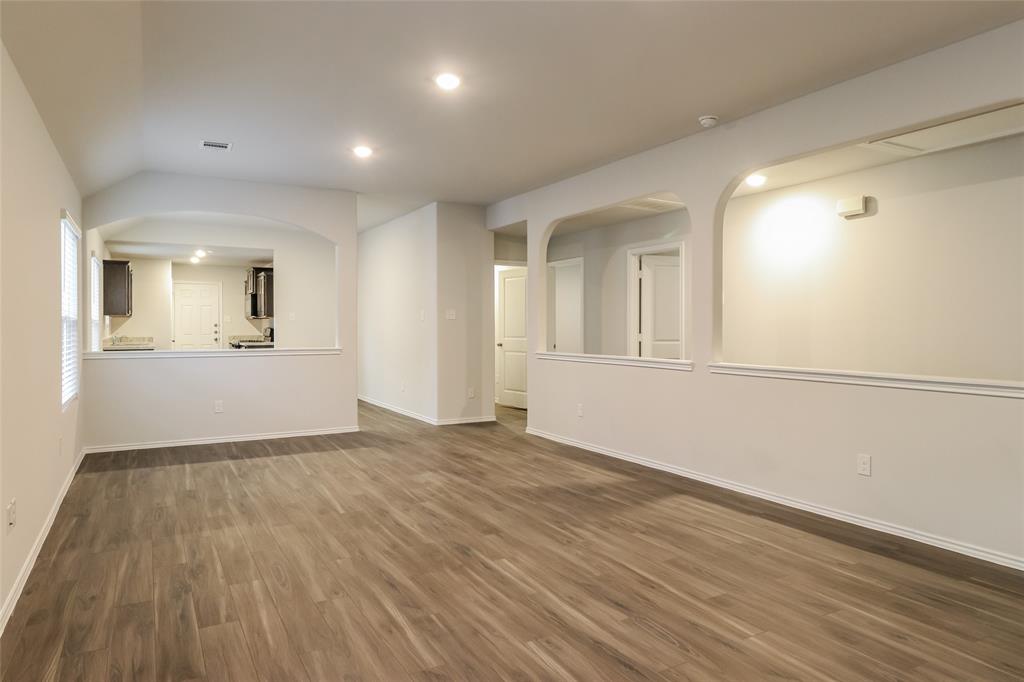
[525,426,1024,572]
[0,446,86,637]
[80,425,360,455]
[358,396,495,426]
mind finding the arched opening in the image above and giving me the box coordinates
[86,211,338,351]
[544,192,690,359]
[718,103,1024,381]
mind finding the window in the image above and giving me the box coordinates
[61,213,81,406]
[90,256,101,352]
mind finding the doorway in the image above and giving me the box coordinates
[173,281,222,349]
[495,265,528,408]
[627,244,682,359]
[547,257,584,353]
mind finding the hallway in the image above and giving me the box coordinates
[2,402,1021,681]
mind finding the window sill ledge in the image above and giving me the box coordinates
[708,362,1023,399]
[83,347,343,360]
[536,352,693,371]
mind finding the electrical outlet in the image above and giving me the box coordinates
[467,387,475,399]
[214,400,224,414]
[857,454,872,477]
[400,383,406,393]
[289,312,296,321]
[419,310,425,322]
[577,403,584,418]
[6,499,16,529]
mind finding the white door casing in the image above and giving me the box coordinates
[173,281,222,349]
[496,267,528,408]
[627,244,683,359]
[547,258,584,354]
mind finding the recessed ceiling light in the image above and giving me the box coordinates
[353,145,373,159]
[194,249,207,258]
[434,73,461,91]
[745,174,767,188]
[189,256,200,264]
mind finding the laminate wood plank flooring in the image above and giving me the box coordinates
[2,402,1022,681]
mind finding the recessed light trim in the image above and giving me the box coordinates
[189,256,200,264]
[194,249,207,258]
[435,73,461,91]
[353,145,373,159]
[745,174,767,188]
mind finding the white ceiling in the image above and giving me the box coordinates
[4,2,1023,230]
[106,241,273,267]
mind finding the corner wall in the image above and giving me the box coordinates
[1,46,84,626]
[358,203,495,424]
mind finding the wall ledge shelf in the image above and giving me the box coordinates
[84,347,343,360]
[707,362,1023,399]
[536,352,693,371]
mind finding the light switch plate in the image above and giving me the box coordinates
[445,309,456,320]
[857,454,872,476]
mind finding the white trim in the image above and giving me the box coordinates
[708,362,1023,399]
[524,426,1024,571]
[83,347,342,360]
[1,446,86,636]
[80,425,360,455]
[358,396,496,426]
[536,351,693,371]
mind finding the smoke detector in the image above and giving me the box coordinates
[698,115,719,128]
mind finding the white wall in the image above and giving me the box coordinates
[358,204,439,419]
[81,172,358,448]
[109,257,173,349]
[486,22,1024,568]
[436,203,494,420]
[723,135,1024,381]
[0,46,83,622]
[494,232,527,262]
[81,352,351,448]
[103,218,335,348]
[547,210,689,355]
[172,263,265,341]
[358,202,495,424]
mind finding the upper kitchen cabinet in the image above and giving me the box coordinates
[103,259,133,316]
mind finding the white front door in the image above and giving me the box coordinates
[173,282,221,349]
[547,258,584,353]
[496,267,528,408]
[639,254,680,359]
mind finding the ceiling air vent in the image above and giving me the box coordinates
[200,140,233,151]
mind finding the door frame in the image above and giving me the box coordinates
[495,264,528,408]
[172,280,224,350]
[546,257,585,353]
[626,242,684,358]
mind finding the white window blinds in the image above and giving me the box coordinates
[61,215,81,406]
[90,256,101,352]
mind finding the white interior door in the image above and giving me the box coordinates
[496,267,528,408]
[640,255,680,359]
[174,282,221,349]
[548,259,584,353]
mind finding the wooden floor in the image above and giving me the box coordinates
[2,403,1023,681]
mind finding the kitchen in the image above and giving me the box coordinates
[97,243,275,352]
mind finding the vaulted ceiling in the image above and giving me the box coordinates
[4,1,1023,229]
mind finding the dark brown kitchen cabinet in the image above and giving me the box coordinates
[245,266,273,319]
[103,259,133,317]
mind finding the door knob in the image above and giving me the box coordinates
[496,342,503,347]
